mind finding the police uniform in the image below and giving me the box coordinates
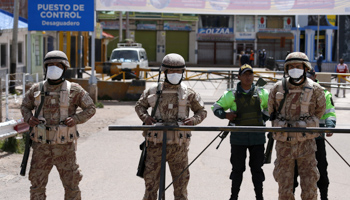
[135,53,207,200]
[212,65,269,200]
[20,50,96,200]
[268,52,326,200]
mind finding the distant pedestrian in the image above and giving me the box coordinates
[238,51,244,66]
[259,49,266,68]
[249,50,255,67]
[240,50,250,66]
[335,58,349,98]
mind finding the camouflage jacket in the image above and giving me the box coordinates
[21,80,96,126]
[135,82,207,125]
[268,77,326,123]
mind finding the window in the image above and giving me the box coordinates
[200,15,230,28]
[266,16,283,29]
[1,44,7,68]
[236,16,255,32]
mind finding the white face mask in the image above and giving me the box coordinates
[46,66,64,80]
[167,73,183,85]
[288,68,304,79]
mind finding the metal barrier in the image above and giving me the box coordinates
[109,125,350,133]
[109,125,350,200]
[0,119,29,140]
[2,73,39,121]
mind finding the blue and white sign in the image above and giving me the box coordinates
[28,0,94,31]
[198,28,233,34]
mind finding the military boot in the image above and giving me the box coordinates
[320,188,328,200]
[255,187,263,200]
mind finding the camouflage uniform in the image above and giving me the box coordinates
[135,53,206,199]
[21,80,96,200]
[268,52,326,200]
[135,81,207,200]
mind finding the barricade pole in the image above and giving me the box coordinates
[5,74,9,121]
[108,125,350,133]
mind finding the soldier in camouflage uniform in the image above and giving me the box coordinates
[268,52,326,200]
[21,50,96,200]
[135,53,207,200]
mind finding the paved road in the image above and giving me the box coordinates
[1,72,350,200]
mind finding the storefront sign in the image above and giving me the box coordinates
[137,24,157,30]
[28,0,94,31]
[258,16,266,29]
[100,21,126,29]
[235,32,255,40]
[97,0,344,15]
[197,34,234,41]
[326,15,336,26]
[164,21,192,31]
[198,28,233,34]
[284,17,293,30]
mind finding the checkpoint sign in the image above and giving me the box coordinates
[28,0,94,31]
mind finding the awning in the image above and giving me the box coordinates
[256,32,294,40]
[102,31,115,38]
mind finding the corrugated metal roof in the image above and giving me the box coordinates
[0,9,27,30]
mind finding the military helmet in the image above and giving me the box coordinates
[43,50,70,69]
[160,53,186,72]
[284,52,312,73]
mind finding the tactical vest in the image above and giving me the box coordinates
[31,80,79,149]
[272,78,319,143]
[144,82,191,146]
[234,89,264,126]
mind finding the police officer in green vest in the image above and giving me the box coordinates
[293,68,336,200]
[212,64,269,200]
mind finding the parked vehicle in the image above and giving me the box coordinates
[110,43,148,80]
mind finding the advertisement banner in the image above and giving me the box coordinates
[28,0,94,31]
[96,0,349,15]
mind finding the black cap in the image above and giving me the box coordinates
[239,64,253,75]
[306,68,316,78]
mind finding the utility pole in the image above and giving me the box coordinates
[77,31,83,78]
[10,0,19,94]
[316,15,320,60]
[119,12,123,42]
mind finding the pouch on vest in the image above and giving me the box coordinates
[176,121,191,146]
[36,124,47,144]
[57,125,69,144]
[146,122,164,145]
[272,119,288,141]
[67,126,78,143]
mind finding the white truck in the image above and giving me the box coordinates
[109,43,148,80]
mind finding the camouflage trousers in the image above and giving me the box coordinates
[29,142,82,200]
[143,143,189,200]
[274,139,319,200]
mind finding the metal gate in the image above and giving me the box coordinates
[198,42,233,65]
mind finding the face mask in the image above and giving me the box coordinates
[288,68,304,79]
[166,73,183,85]
[46,66,64,80]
